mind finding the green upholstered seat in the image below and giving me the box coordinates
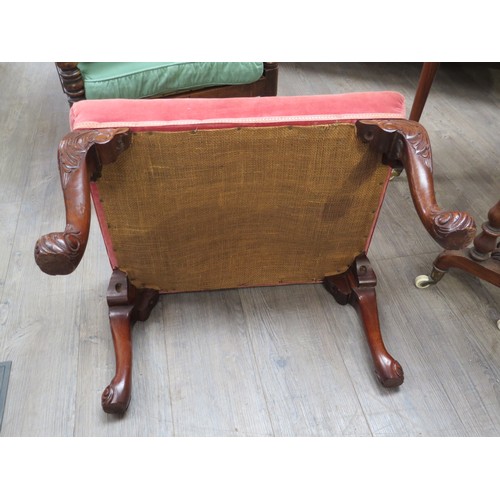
[76,62,264,99]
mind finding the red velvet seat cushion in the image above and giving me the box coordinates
[70,92,406,131]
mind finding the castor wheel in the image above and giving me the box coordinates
[415,275,434,289]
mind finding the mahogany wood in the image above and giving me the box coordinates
[102,269,159,414]
[409,63,440,121]
[56,62,279,105]
[34,128,130,275]
[356,119,476,251]
[470,199,500,260]
[35,116,476,413]
[429,200,500,287]
[56,62,85,103]
[39,120,475,280]
[324,254,404,387]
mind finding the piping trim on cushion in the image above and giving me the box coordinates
[72,112,406,130]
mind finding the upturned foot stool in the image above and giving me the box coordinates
[34,92,476,414]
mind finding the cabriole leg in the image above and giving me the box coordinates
[102,304,134,414]
[324,254,404,387]
[101,270,159,414]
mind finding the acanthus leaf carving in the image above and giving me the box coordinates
[59,128,129,188]
[356,119,476,250]
[35,128,130,275]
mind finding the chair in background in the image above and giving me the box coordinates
[390,62,440,179]
[411,64,500,327]
[56,62,279,105]
[409,62,440,121]
[416,200,500,301]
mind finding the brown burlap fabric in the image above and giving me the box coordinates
[96,124,389,292]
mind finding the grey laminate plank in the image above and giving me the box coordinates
[239,284,372,436]
[0,63,82,435]
[163,289,274,436]
[414,263,500,432]
[314,261,453,435]
[317,253,500,436]
[0,202,19,302]
[0,63,62,300]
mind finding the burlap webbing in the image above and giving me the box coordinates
[95,124,389,292]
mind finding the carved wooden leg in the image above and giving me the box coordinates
[102,304,134,414]
[101,270,159,414]
[324,255,404,387]
[415,200,500,289]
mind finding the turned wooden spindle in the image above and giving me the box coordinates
[415,200,500,289]
[470,200,500,261]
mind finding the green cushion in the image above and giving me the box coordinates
[77,62,264,99]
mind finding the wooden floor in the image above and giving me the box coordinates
[0,62,499,436]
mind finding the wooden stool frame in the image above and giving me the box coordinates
[34,119,475,414]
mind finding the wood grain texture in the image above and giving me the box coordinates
[163,289,274,436]
[239,284,372,436]
[0,62,499,436]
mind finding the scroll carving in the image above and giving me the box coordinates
[35,128,130,275]
[356,119,476,250]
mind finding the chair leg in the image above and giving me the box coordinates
[102,303,134,414]
[415,199,500,289]
[409,62,440,122]
[101,270,159,414]
[324,254,404,387]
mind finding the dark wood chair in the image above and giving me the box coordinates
[411,64,499,325]
[415,200,500,295]
[409,62,440,122]
[34,92,475,414]
[56,62,279,105]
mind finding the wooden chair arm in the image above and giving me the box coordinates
[356,119,476,250]
[35,128,130,275]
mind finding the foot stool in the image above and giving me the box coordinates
[34,92,476,414]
